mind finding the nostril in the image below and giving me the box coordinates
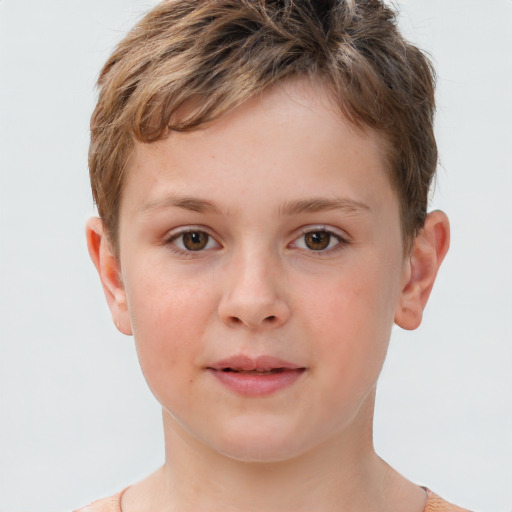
[222,312,283,328]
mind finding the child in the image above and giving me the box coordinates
[77,1,469,510]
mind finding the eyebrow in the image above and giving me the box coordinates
[141,195,371,216]
[277,197,371,216]
[142,196,220,214]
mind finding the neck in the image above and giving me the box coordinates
[123,390,425,512]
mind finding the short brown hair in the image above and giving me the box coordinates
[89,0,437,253]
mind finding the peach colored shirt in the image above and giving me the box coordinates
[74,488,472,511]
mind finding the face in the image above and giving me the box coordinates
[114,79,409,462]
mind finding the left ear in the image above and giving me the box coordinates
[394,210,450,330]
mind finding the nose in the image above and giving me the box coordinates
[217,251,290,330]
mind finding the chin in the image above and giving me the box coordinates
[207,422,311,464]
[218,443,302,464]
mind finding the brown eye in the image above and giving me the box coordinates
[304,231,331,251]
[182,231,209,251]
[168,228,220,253]
[291,227,346,254]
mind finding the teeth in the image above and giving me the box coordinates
[240,370,273,375]
[223,368,284,374]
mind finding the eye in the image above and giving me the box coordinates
[169,230,220,252]
[292,228,346,252]
[303,231,334,251]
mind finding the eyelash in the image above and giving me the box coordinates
[164,227,220,256]
[289,226,350,256]
[164,226,350,256]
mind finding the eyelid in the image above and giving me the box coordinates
[289,225,351,253]
[165,226,222,252]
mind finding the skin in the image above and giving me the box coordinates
[87,79,450,512]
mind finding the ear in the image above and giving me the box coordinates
[394,210,450,330]
[86,217,132,335]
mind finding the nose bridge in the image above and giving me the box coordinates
[218,242,289,329]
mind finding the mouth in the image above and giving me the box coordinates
[206,355,306,396]
[208,354,305,372]
[219,367,292,375]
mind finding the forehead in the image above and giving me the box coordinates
[122,78,395,219]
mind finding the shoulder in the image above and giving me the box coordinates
[74,490,124,512]
[424,489,474,512]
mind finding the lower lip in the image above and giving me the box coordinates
[208,369,305,397]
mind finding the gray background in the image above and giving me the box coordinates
[0,1,510,511]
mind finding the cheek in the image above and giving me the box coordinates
[126,259,215,338]
[299,261,399,385]
[302,260,397,332]
[124,268,217,402]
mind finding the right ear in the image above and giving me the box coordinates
[85,217,132,335]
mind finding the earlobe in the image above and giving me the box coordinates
[85,217,132,335]
[394,210,450,330]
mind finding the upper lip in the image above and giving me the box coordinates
[207,355,305,371]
